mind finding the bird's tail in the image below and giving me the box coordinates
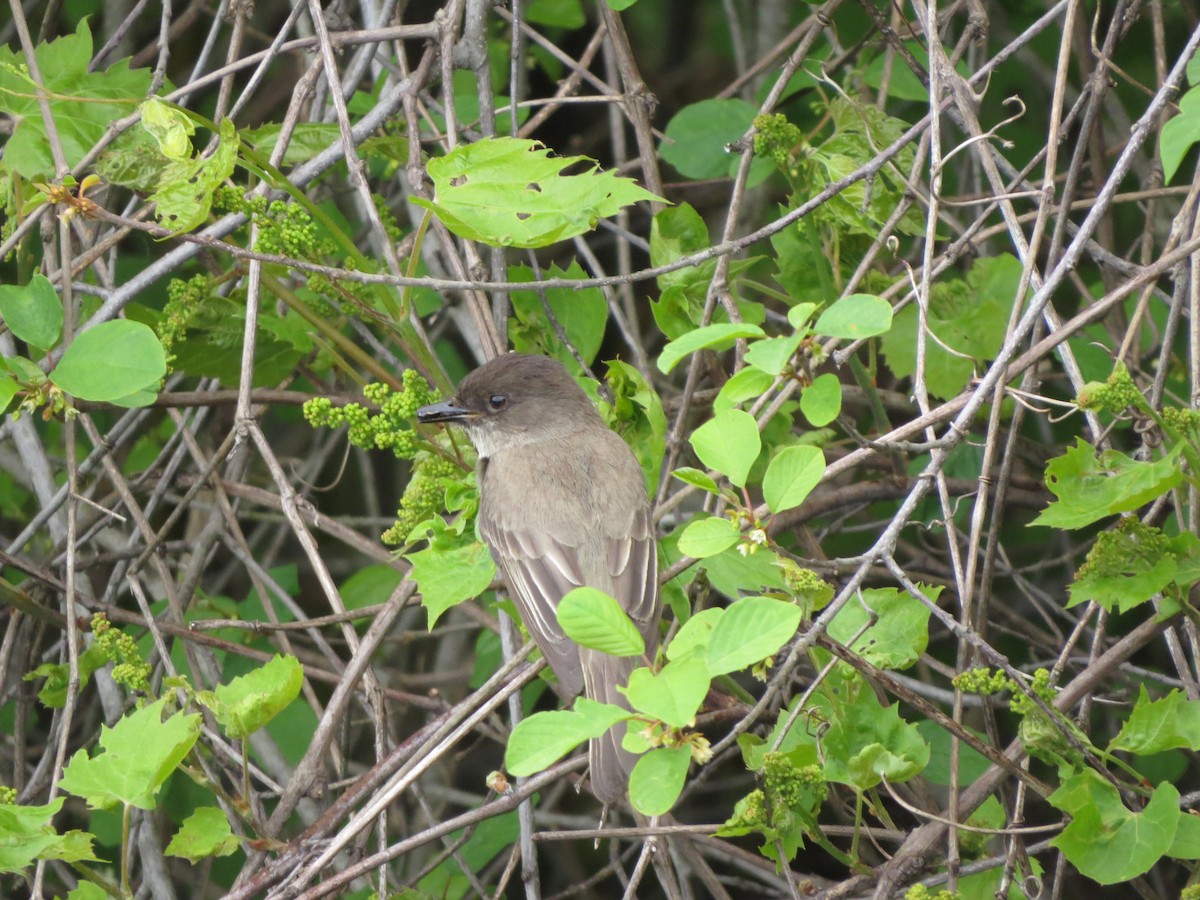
[580,648,641,805]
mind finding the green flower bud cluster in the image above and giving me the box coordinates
[725,789,767,831]
[159,273,211,368]
[951,667,1010,696]
[254,199,320,259]
[753,113,803,169]
[303,369,438,458]
[1162,406,1200,443]
[762,751,825,817]
[775,558,834,610]
[91,613,151,697]
[1075,361,1143,412]
[0,785,15,804]
[373,194,404,241]
[1009,668,1055,716]
[903,886,955,900]
[382,452,462,545]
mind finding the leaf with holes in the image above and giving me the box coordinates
[413,137,664,248]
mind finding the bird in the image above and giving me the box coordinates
[417,352,660,803]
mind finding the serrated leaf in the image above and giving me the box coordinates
[408,539,496,628]
[58,699,202,810]
[1110,686,1200,755]
[151,117,238,233]
[689,408,761,488]
[556,587,645,657]
[165,807,239,862]
[413,137,664,248]
[51,320,166,402]
[196,654,304,739]
[827,586,935,671]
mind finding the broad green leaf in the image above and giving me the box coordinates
[557,587,645,657]
[1111,686,1200,755]
[660,98,771,186]
[151,117,238,233]
[1068,525,1197,613]
[1032,440,1183,530]
[413,137,663,248]
[671,466,720,494]
[827,586,935,671]
[689,408,761,487]
[623,657,710,727]
[714,366,775,412]
[58,699,202,810]
[0,373,17,415]
[505,698,628,775]
[665,607,725,661]
[417,812,520,898]
[0,798,65,873]
[707,596,801,675]
[243,122,343,166]
[196,654,304,739]
[743,332,804,376]
[51,320,166,402]
[703,544,790,600]
[630,746,691,815]
[762,445,825,514]
[165,807,239,862]
[509,261,607,369]
[657,323,766,374]
[0,19,155,178]
[1169,810,1200,860]
[0,275,62,350]
[677,515,741,559]
[814,293,893,339]
[603,359,668,492]
[800,373,842,426]
[24,643,109,708]
[916,720,992,786]
[1049,770,1180,885]
[409,539,496,628]
[1161,85,1200,184]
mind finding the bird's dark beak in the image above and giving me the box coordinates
[416,398,471,424]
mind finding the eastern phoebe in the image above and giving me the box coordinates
[417,353,660,803]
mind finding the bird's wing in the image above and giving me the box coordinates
[480,517,588,698]
[606,504,661,655]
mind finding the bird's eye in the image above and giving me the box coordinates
[488,394,507,410]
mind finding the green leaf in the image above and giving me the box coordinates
[0,19,155,178]
[165,807,239,862]
[1161,84,1200,185]
[1032,440,1183,530]
[665,607,725,661]
[707,596,801,676]
[139,98,195,161]
[743,332,804,376]
[762,445,825,514]
[827,586,935,671]
[671,466,720,495]
[24,643,109,708]
[0,798,64,873]
[822,682,930,790]
[800,373,842,426]
[58,699,202,810]
[602,359,668,492]
[1110,685,1200,755]
[714,366,775,412]
[689,408,761,487]
[814,293,893,339]
[413,137,664,248]
[51,320,166,402]
[629,747,691,816]
[508,261,608,369]
[623,657,710,727]
[677,515,741,559]
[409,539,496,628]
[1049,770,1179,885]
[657,323,766,374]
[556,587,645,657]
[660,98,770,185]
[505,698,628,776]
[196,654,304,739]
[243,122,343,166]
[0,275,62,350]
[151,117,238,233]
